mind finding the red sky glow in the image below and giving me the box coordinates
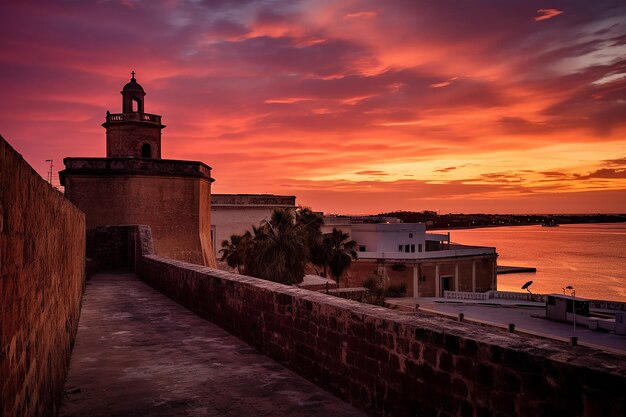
[1,0,625,214]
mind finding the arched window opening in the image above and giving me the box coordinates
[141,143,152,158]
[132,97,143,113]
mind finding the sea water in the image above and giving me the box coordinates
[442,223,626,302]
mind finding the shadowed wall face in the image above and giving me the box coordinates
[0,136,86,417]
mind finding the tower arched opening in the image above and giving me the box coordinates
[141,143,152,158]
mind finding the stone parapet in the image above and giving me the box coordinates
[59,157,213,185]
[211,193,295,207]
[119,225,625,417]
[103,111,164,127]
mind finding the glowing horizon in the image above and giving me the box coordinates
[0,0,625,214]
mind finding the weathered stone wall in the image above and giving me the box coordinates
[0,136,85,417]
[105,121,162,159]
[61,157,216,267]
[129,230,624,417]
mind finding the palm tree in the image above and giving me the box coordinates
[219,231,252,273]
[296,207,326,275]
[247,209,307,285]
[322,228,358,286]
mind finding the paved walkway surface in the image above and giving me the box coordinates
[60,272,367,417]
[387,297,626,353]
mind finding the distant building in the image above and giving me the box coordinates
[60,74,216,266]
[211,194,296,257]
[323,216,497,296]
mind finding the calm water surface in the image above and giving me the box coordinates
[443,223,626,302]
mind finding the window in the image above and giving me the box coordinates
[359,245,366,252]
[405,244,410,252]
[409,233,413,238]
[141,143,152,158]
[399,245,403,252]
[411,244,415,253]
[418,244,423,252]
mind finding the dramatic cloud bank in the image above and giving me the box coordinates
[1,0,625,213]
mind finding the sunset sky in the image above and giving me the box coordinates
[1,0,625,214]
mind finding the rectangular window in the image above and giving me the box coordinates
[418,244,423,252]
[411,244,415,253]
[359,245,366,252]
[405,244,410,252]
[399,245,403,252]
[409,233,413,238]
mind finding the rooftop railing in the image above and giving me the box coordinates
[105,112,162,124]
[357,245,496,260]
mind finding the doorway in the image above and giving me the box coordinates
[440,275,453,296]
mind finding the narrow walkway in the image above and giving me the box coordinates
[60,272,367,417]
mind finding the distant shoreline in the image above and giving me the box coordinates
[377,211,626,230]
[427,221,626,231]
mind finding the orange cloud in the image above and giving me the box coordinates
[430,77,458,88]
[535,9,563,22]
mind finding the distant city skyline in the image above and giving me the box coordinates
[1,0,625,214]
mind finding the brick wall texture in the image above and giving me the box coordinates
[121,225,625,417]
[1,136,86,417]
[61,158,216,267]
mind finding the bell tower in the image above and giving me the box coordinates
[103,72,165,159]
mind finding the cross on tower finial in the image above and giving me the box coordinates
[131,70,136,80]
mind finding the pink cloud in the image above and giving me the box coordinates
[344,11,378,20]
[535,9,563,22]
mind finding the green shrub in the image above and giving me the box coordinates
[391,263,406,271]
[362,277,380,291]
[384,283,407,297]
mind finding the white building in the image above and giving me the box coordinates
[323,216,497,296]
[211,194,296,257]
[350,223,427,254]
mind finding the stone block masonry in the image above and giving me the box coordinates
[123,226,626,417]
[60,157,216,267]
[1,136,86,417]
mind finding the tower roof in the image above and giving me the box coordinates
[122,71,144,93]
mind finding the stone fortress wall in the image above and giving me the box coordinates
[1,137,86,417]
[61,157,216,267]
[101,224,624,417]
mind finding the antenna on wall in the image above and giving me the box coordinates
[45,159,53,184]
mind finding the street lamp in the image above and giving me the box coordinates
[566,285,576,332]
[45,159,53,184]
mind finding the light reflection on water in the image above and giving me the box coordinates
[441,223,626,302]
